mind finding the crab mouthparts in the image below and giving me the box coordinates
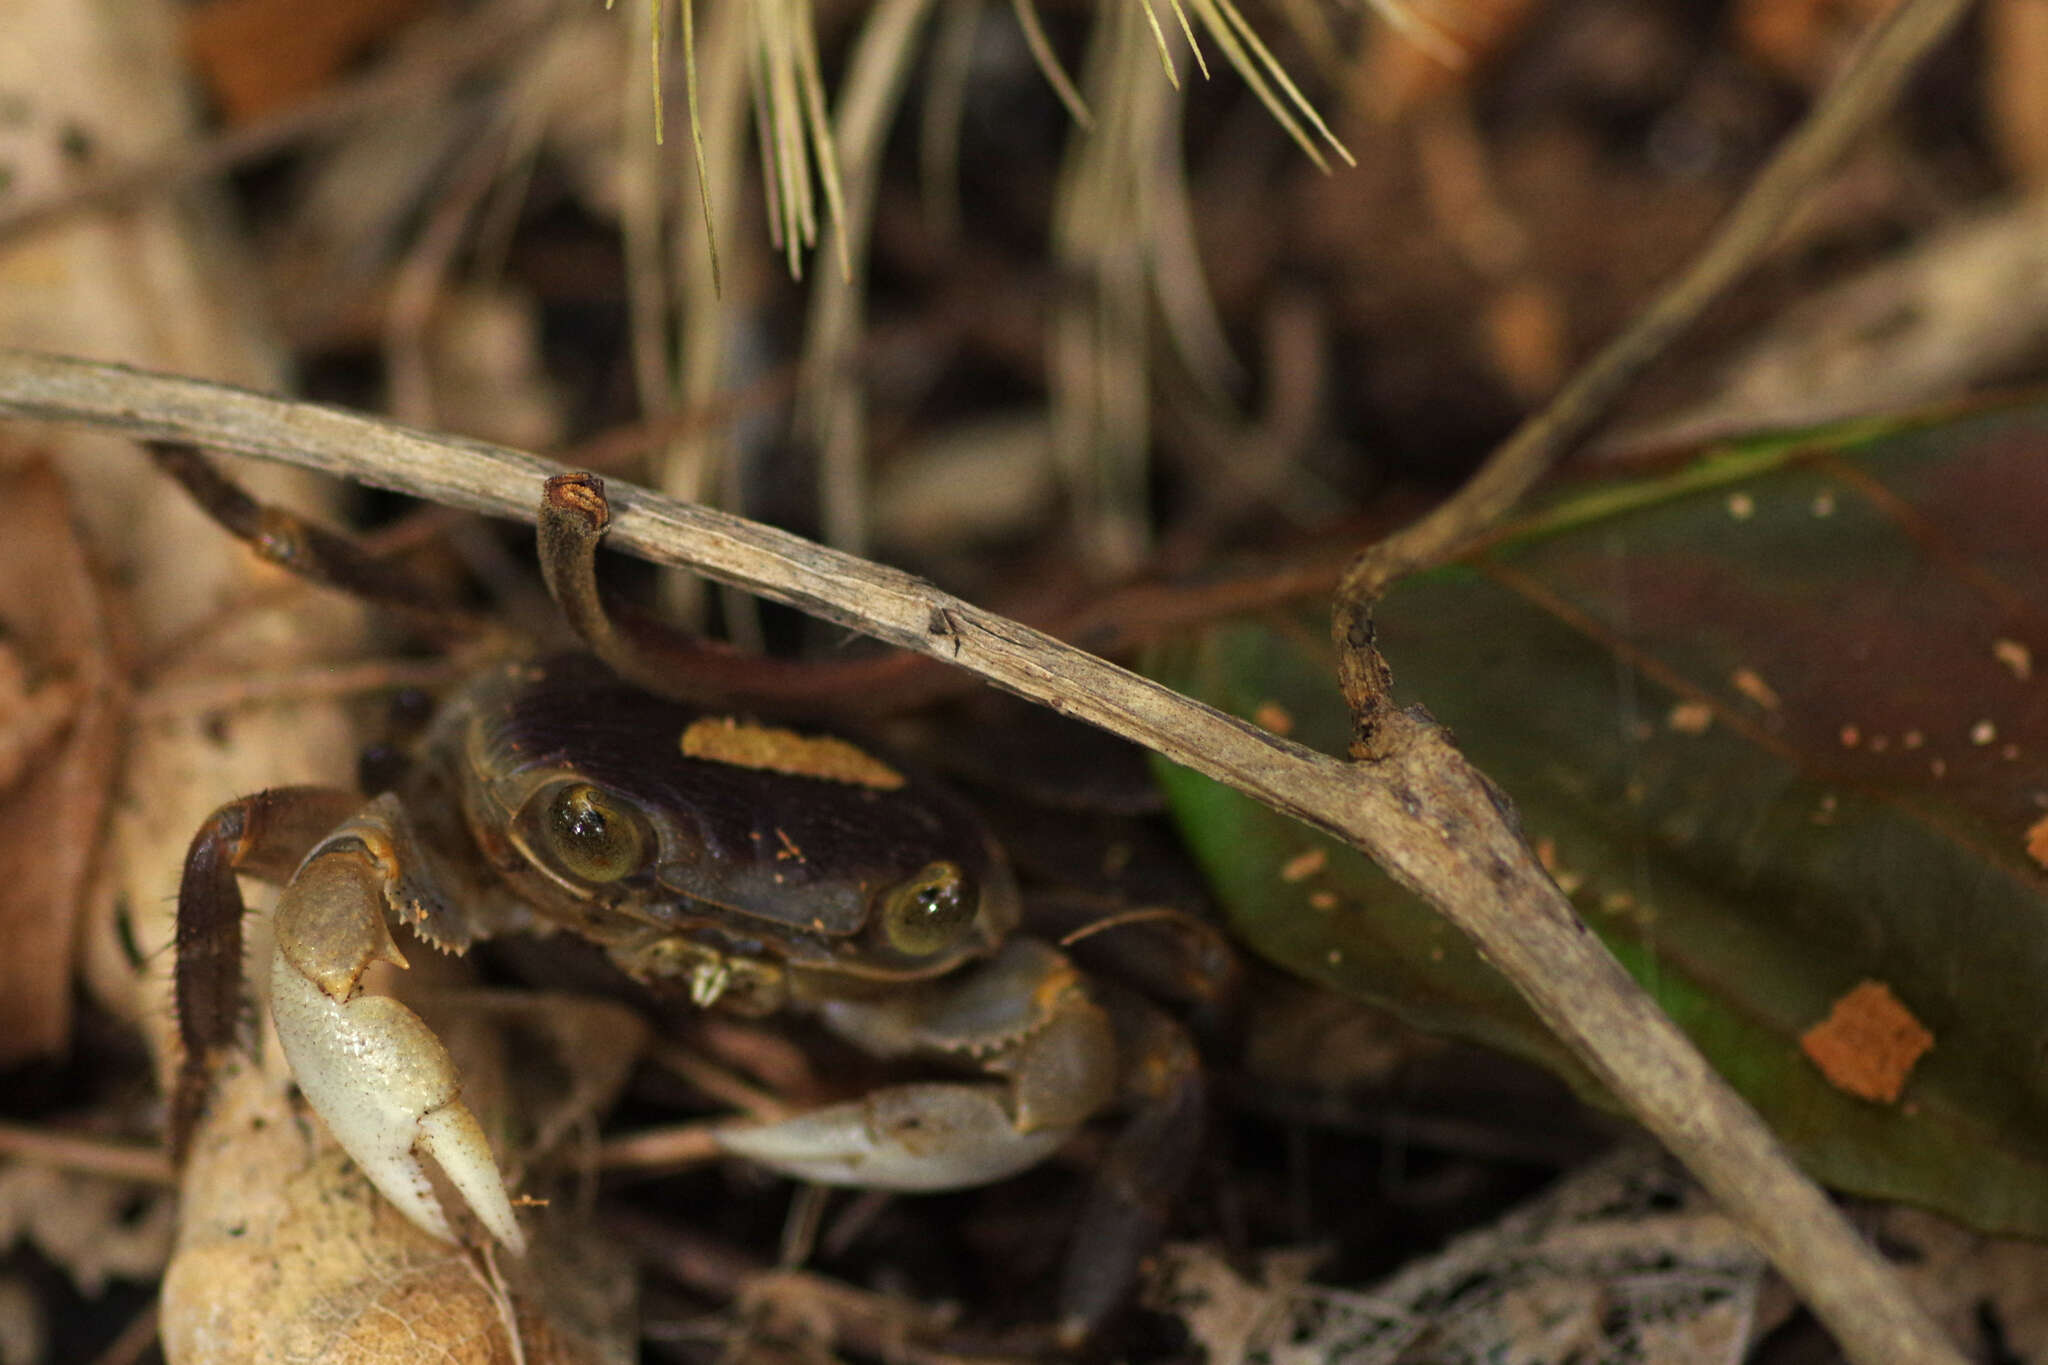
[616,934,789,1015]
[687,957,731,1007]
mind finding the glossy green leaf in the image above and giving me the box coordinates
[1149,399,2048,1235]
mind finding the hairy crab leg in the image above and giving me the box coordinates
[172,786,367,1156]
[269,817,525,1253]
[147,442,469,620]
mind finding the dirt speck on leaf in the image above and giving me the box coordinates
[1666,702,1713,735]
[1280,848,1327,883]
[1730,667,1780,711]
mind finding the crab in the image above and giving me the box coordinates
[160,451,1221,1342]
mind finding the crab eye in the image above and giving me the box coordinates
[545,783,646,883]
[879,861,975,956]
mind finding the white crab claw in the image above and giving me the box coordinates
[713,1083,1073,1191]
[271,951,527,1254]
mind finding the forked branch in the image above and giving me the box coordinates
[0,348,1963,1363]
[1331,0,1974,750]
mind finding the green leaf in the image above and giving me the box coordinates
[1149,398,2048,1236]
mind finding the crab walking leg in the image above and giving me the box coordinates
[1057,989,1204,1347]
[270,833,526,1254]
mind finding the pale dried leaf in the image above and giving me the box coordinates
[163,1059,627,1365]
[0,1164,176,1296]
[1875,1205,2048,1355]
[1150,1146,1766,1365]
[1613,195,2048,452]
[2,2,633,1358]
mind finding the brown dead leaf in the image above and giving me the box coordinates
[1482,279,1570,402]
[1356,0,1542,120]
[0,459,122,1064]
[1736,0,1899,87]
[183,0,434,123]
[1800,979,1934,1104]
[1987,0,2048,188]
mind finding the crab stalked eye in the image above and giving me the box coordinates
[879,861,975,956]
[545,783,647,883]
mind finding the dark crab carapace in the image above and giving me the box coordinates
[163,457,1214,1342]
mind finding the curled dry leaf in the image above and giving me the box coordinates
[0,458,121,1065]
[162,1038,631,1365]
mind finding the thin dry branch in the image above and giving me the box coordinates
[1332,0,1974,743]
[0,349,1962,1365]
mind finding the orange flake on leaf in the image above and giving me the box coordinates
[2027,814,2048,872]
[1800,980,1933,1104]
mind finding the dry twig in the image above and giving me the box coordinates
[0,348,1962,1363]
[1332,0,1975,746]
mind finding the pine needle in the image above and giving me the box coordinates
[918,1,979,239]
[1183,0,1353,170]
[1011,0,1093,128]
[679,0,721,294]
[1168,0,1209,80]
[1136,0,1182,89]
[790,0,852,283]
[650,0,665,144]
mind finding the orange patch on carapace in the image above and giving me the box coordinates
[1800,980,1933,1104]
[680,717,905,790]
